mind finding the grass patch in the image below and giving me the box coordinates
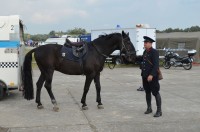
[104,63,139,68]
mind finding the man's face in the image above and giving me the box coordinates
[144,41,152,49]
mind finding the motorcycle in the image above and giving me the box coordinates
[163,49,196,70]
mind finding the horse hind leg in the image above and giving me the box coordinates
[36,74,45,109]
[44,69,59,112]
[45,83,59,112]
[94,73,104,109]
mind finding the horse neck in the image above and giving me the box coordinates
[92,38,120,56]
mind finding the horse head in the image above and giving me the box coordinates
[121,30,136,63]
[90,32,136,63]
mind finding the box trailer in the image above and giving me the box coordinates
[91,26,156,64]
[0,15,25,99]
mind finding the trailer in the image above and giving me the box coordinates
[0,15,25,99]
[91,25,156,64]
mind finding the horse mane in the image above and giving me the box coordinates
[96,32,121,40]
[64,38,72,45]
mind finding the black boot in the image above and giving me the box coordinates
[144,106,152,114]
[144,93,152,114]
[154,93,162,117]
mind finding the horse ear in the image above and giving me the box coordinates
[122,30,125,36]
[127,32,129,36]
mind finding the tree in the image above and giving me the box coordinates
[164,28,173,33]
[189,26,200,32]
[49,30,56,37]
[67,28,87,35]
[157,25,200,33]
[24,33,31,41]
[30,34,49,41]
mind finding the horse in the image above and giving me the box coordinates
[23,31,136,111]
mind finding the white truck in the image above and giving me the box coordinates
[91,25,156,64]
[0,15,25,99]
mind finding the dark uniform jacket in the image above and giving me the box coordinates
[141,48,159,78]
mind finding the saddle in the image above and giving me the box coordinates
[61,42,87,62]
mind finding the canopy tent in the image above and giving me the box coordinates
[156,32,200,63]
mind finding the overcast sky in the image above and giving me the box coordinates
[1,0,199,34]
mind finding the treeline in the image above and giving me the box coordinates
[156,25,200,33]
[24,27,87,41]
[26,26,200,41]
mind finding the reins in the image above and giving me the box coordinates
[91,42,116,69]
[91,42,110,58]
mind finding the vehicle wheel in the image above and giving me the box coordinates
[122,56,129,65]
[20,67,24,91]
[163,61,171,69]
[0,85,4,100]
[183,63,192,70]
[115,58,122,65]
[0,81,6,100]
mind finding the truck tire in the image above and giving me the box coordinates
[122,56,129,64]
[0,85,3,100]
[0,81,6,100]
[115,58,122,65]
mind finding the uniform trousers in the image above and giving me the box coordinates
[142,76,160,96]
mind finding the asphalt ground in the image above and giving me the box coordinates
[0,66,200,132]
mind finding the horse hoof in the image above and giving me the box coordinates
[97,105,104,109]
[37,105,44,109]
[53,106,59,112]
[82,106,88,110]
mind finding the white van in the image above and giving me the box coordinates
[44,37,66,45]
[44,35,80,45]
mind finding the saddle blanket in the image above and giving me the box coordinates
[61,45,87,62]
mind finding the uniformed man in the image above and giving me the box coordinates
[141,36,162,117]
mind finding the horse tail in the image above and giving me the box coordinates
[23,48,36,100]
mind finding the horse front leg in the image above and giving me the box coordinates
[81,75,93,110]
[94,73,104,109]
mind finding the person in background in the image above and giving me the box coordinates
[137,86,144,91]
[135,56,145,91]
[141,36,162,117]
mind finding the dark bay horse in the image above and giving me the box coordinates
[23,31,136,111]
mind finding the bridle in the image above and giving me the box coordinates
[120,37,136,57]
